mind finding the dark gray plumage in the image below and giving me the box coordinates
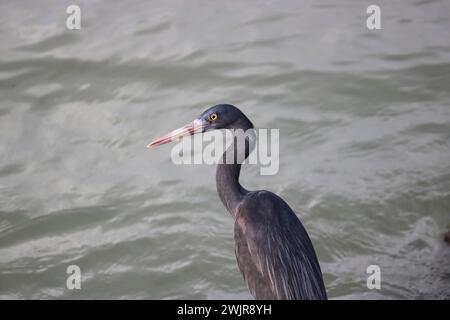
[149,104,327,300]
[233,191,327,299]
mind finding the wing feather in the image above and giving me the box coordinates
[234,191,327,300]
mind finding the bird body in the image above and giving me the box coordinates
[149,104,327,300]
[234,191,327,299]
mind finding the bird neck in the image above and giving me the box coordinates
[216,118,254,218]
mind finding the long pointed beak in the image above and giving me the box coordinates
[147,119,205,148]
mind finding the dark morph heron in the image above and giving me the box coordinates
[148,104,327,300]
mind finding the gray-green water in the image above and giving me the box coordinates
[1,0,450,299]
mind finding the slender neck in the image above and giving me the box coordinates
[216,117,254,218]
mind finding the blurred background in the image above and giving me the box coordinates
[0,0,449,299]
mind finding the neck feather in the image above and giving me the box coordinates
[215,117,254,218]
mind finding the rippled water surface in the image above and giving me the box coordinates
[1,0,450,299]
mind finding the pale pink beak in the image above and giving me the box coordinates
[147,119,205,148]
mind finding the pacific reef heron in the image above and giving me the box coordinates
[148,104,327,300]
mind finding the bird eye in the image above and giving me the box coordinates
[209,113,218,122]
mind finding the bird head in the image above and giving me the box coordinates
[148,104,253,147]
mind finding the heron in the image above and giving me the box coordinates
[148,104,327,300]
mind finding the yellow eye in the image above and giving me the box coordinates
[209,113,218,121]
